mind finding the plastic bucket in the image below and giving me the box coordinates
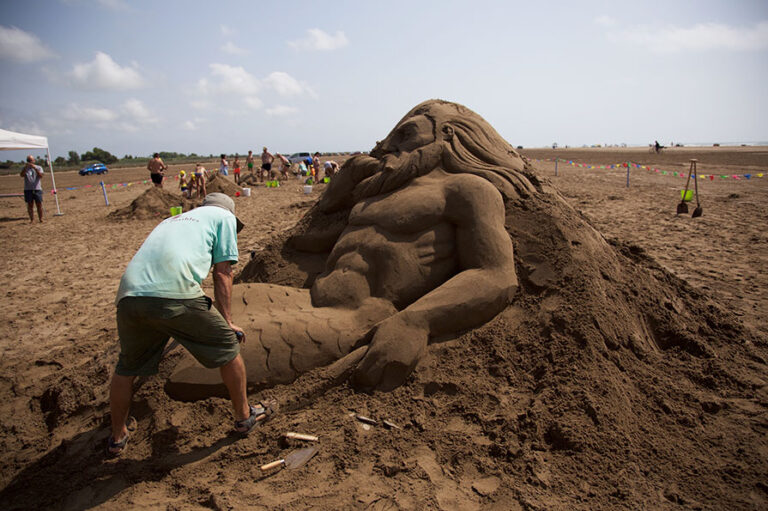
[323,177,330,183]
[680,189,693,201]
[303,185,312,194]
[170,206,183,216]
[242,187,251,196]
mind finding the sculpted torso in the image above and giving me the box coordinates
[312,170,470,310]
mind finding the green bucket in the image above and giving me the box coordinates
[680,190,693,202]
[170,206,183,216]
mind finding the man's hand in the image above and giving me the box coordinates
[352,314,428,392]
[230,323,246,343]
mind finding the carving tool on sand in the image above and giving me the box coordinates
[260,447,318,473]
[284,432,319,442]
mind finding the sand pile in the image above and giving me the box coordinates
[239,173,260,186]
[205,173,243,196]
[107,186,195,221]
[230,160,767,507]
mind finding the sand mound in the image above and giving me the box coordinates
[239,173,260,186]
[229,160,767,507]
[107,186,195,221]
[205,173,243,196]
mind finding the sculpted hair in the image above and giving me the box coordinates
[403,99,536,200]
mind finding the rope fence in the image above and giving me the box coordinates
[528,157,765,185]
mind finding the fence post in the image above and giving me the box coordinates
[626,163,630,188]
[100,180,109,206]
[555,158,558,177]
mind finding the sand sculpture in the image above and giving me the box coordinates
[167,100,540,399]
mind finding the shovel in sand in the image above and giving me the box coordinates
[691,161,703,218]
[260,447,318,474]
[677,159,697,215]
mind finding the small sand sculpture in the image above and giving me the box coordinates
[168,100,535,398]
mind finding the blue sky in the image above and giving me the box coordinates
[1,0,767,159]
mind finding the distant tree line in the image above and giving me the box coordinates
[54,149,201,166]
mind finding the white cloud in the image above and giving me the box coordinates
[190,99,212,110]
[289,28,349,51]
[622,21,768,52]
[183,117,206,131]
[221,24,237,37]
[221,41,249,56]
[60,103,117,123]
[121,98,157,124]
[594,15,617,27]
[0,25,55,62]
[206,63,261,95]
[244,97,263,110]
[191,65,314,114]
[51,99,157,133]
[4,119,45,136]
[266,105,298,117]
[70,51,145,90]
[263,71,316,97]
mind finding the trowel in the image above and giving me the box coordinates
[260,447,318,473]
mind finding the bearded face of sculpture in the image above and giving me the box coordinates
[349,114,444,202]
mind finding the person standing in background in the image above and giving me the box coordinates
[148,153,167,188]
[219,154,229,176]
[246,150,255,179]
[312,152,321,179]
[260,147,274,184]
[20,155,44,223]
[233,156,241,185]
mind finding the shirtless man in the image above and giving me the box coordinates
[246,150,255,178]
[275,153,291,179]
[147,153,167,188]
[169,100,534,397]
[260,147,273,183]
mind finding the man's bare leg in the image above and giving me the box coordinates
[26,202,34,223]
[35,201,43,222]
[109,373,136,444]
[219,354,249,421]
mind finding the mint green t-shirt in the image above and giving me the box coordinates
[115,206,239,305]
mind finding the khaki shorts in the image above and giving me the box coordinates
[116,296,239,376]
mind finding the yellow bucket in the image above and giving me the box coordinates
[680,190,693,202]
[170,206,183,216]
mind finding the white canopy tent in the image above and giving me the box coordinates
[0,128,62,215]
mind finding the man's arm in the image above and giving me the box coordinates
[212,261,246,342]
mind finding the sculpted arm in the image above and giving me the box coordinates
[354,178,517,390]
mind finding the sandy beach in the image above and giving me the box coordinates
[0,146,766,510]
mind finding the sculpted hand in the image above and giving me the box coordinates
[352,314,428,391]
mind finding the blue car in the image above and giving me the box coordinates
[79,163,109,175]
